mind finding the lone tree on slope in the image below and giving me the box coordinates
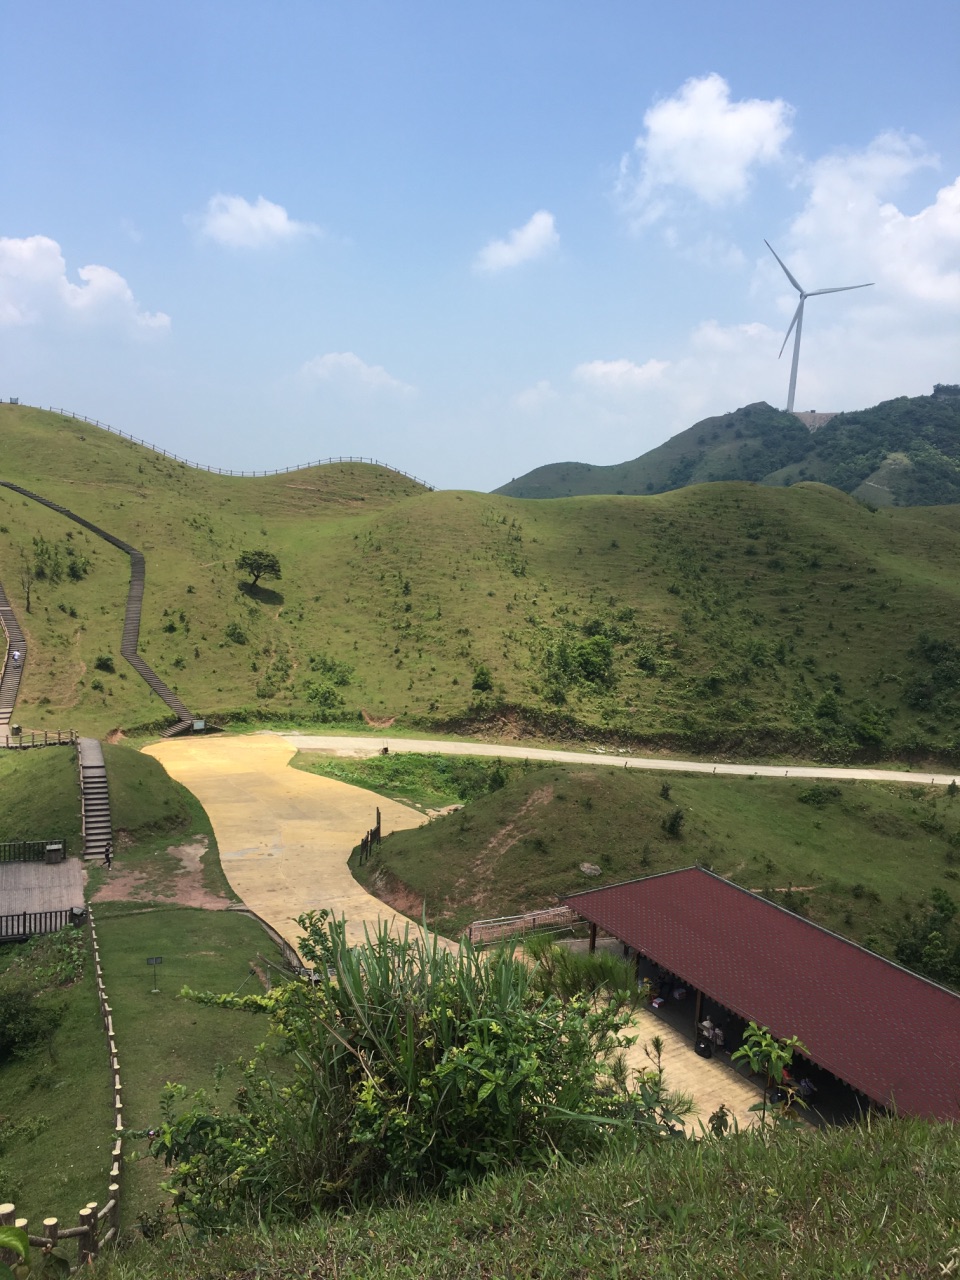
[236,549,282,588]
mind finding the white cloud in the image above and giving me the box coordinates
[300,351,415,395]
[0,235,170,331]
[195,194,319,248]
[474,210,559,273]
[619,73,793,223]
[513,379,559,412]
[573,357,669,393]
[783,133,959,310]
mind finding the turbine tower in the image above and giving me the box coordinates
[765,241,873,413]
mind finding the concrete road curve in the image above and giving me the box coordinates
[143,734,429,956]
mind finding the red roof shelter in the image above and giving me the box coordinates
[565,867,960,1121]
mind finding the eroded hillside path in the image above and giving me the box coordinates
[143,735,430,955]
[282,733,959,786]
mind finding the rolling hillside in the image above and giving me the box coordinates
[495,390,960,506]
[1,404,960,762]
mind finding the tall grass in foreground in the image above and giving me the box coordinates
[145,914,689,1230]
[99,1115,960,1278]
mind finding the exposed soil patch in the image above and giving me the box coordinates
[367,864,424,921]
[93,836,230,910]
[105,728,126,744]
[361,709,397,728]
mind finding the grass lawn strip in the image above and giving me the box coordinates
[91,908,276,1229]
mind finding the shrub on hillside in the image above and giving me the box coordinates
[148,914,688,1227]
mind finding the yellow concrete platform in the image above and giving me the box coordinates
[143,734,429,956]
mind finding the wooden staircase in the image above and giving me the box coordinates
[0,481,197,735]
[0,577,25,729]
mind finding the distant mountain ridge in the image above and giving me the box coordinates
[494,389,960,506]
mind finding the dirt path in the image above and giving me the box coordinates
[281,733,959,787]
[142,735,432,956]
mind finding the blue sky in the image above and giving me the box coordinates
[2,1,958,490]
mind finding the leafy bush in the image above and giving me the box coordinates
[148,913,686,1228]
[94,654,116,673]
[0,985,59,1063]
[472,664,494,693]
[662,808,685,838]
[307,653,353,686]
[224,622,247,645]
[797,785,843,808]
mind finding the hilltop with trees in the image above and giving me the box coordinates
[494,391,960,507]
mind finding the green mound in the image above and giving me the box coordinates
[1,406,960,763]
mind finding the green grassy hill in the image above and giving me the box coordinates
[344,756,960,960]
[2,405,960,762]
[494,392,960,506]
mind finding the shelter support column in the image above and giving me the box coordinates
[588,923,597,953]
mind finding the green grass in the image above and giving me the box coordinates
[292,750,525,809]
[93,1116,960,1278]
[0,930,114,1225]
[353,759,960,948]
[3,406,960,764]
[0,748,82,852]
[0,743,252,1229]
[92,908,279,1228]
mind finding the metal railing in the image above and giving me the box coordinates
[0,839,66,863]
[0,909,74,940]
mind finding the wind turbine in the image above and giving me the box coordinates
[765,241,873,413]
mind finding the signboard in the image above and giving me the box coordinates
[147,955,163,992]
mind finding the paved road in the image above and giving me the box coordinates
[143,735,431,956]
[281,733,959,787]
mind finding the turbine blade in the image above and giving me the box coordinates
[778,301,803,359]
[806,283,874,296]
[765,240,804,294]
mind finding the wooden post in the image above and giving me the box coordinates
[43,1218,59,1246]
[77,1208,94,1264]
[694,989,703,1030]
[588,922,597,953]
[0,1203,14,1225]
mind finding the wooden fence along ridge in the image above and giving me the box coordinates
[34,405,435,489]
[0,908,123,1268]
